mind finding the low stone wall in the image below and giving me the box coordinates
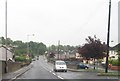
[0,61,2,74]
[0,61,5,74]
[1,61,30,74]
[67,64,77,69]
[110,65,120,70]
[65,60,80,69]
[7,61,22,73]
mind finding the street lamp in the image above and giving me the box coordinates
[27,34,34,58]
[105,0,111,73]
[5,0,8,73]
[57,40,60,59]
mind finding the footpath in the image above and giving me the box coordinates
[1,63,33,81]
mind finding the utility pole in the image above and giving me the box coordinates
[27,34,34,58]
[105,0,111,73]
[27,35,30,56]
[5,0,8,73]
[57,40,60,59]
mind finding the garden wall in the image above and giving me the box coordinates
[1,61,29,74]
[109,65,120,70]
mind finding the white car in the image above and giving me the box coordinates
[54,60,67,72]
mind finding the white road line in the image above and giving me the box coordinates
[51,72,64,79]
[57,76,64,80]
[52,72,56,75]
[12,77,16,79]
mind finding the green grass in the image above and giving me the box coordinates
[85,68,105,72]
[97,72,120,76]
[68,68,105,72]
[68,68,120,76]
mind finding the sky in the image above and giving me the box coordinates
[0,0,119,46]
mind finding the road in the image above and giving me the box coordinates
[16,58,59,79]
[15,56,119,80]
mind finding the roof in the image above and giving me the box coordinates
[0,45,6,48]
[0,45,13,53]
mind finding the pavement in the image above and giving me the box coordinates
[1,63,33,81]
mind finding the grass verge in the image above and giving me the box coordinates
[68,68,105,72]
[97,72,120,76]
[68,68,120,76]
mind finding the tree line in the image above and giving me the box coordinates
[1,36,118,61]
[0,37,47,56]
[0,37,79,57]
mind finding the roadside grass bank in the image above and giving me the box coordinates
[68,68,120,76]
[68,68,105,72]
[97,72,120,76]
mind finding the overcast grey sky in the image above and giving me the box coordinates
[0,0,119,46]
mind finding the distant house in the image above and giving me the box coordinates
[109,50,118,60]
[102,50,118,64]
[0,45,14,61]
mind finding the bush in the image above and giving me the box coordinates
[15,56,31,62]
[108,60,113,64]
[15,56,26,62]
[111,59,120,66]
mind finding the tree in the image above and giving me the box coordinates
[78,36,106,69]
[0,37,13,46]
[38,42,47,55]
[0,37,5,45]
[28,41,47,55]
[13,40,27,55]
[6,38,13,45]
[50,45,57,53]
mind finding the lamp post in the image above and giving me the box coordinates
[5,0,8,73]
[105,0,111,73]
[57,40,60,59]
[27,34,34,58]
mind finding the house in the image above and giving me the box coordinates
[109,50,118,60]
[102,50,118,64]
[0,45,14,61]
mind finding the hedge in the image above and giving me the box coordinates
[109,59,120,66]
[15,56,32,62]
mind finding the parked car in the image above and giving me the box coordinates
[54,60,67,72]
[32,58,36,61]
[77,63,89,69]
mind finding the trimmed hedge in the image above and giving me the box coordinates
[109,59,120,66]
[15,56,32,62]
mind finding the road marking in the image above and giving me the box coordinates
[52,72,56,75]
[51,72,64,79]
[11,77,16,79]
[57,76,64,80]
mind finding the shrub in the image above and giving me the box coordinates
[15,56,31,62]
[15,56,26,62]
[108,60,113,64]
[111,59,120,66]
